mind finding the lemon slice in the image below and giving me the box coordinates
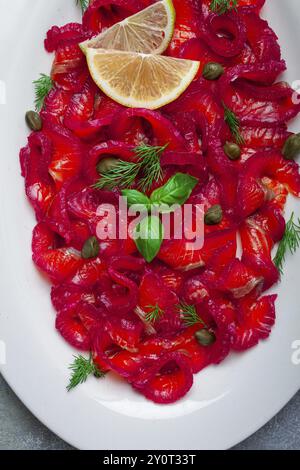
[80,0,176,55]
[86,48,200,110]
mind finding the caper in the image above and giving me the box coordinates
[81,236,100,259]
[204,204,223,225]
[97,157,120,175]
[202,62,224,81]
[282,133,300,160]
[223,141,241,161]
[195,329,216,347]
[25,111,42,131]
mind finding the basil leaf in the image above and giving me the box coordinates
[122,189,151,209]
[135,215,164,263]
[150,173,198,207]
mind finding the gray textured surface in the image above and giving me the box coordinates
[0,374,299,450]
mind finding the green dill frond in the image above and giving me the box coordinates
[210,0,238,15]
[135,143,167,192]
[93,143,168,191]
[223,103,245,145]
[33,74,53,112]
[145,304,165,324]
[177,302,208,328]
[76,0,90,13]
[273,212,300,275]
[67,354,106,392]
[93,160,140,190]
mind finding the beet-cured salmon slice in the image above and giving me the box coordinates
[45,23,89,52]
[41,87,72,124]
[242,12,280,63]
[232,294,276,351]
[165,80,223,132]
[220,64,300,127]
[56,310,91,350]
[166,0,200,57]
[182,275,210,304]
[67,187,118,221]
[22,132,56,220]
[67,187,137,257]
[199,7,247,59]
[64,80,117,139]
[51,284,95,314]
[56,301,106,351]
[158,228,237,271]
[70,257,106,288]
[261,178,288,211]
[51,43,88,93]
[241,126,290,150]
[105,311,145,352]
[152,264,184,293]
[45,183,74,242]
[64,79,96,128]
[237,151,300,217]
[138,271,182,334]
[247,204,286,244]
[43,123,83,189]
[139,271,178,312]
[82,0,143,34]
[132,352,193,404]
[111,108,187,150]
[179,38,222,73]
[97,273,138,315]
[217,258,263,299]
[51,43,85,76]
[240,218,279,289]
[56,306,91,351]
[206,139,238,211]
[237,0,265,8]
[32,223,83,283]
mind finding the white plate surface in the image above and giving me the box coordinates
[0,0,299,450]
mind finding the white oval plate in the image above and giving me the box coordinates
[0,0,300,450]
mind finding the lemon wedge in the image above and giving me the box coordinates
[86,48,200,110]
[80,0,176,55]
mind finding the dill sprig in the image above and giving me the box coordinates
[273,212,300,275]
[210,0,238,15]
[67,354,106,392]
[76,0,90,13]
[177,302,208,328]
[94,159,140,190]
[135,143,165,192]
[93,143,167,192]
[223,103,245,145]
[145,304,165,324]
[33,74,53,112]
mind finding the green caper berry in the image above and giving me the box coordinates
[282,134,300,160]
[81,236,100,260]
[195,329,216,347]
[97,157,120,175]
[204,204,223,225]
[202,62,224,81]
[25,111,42,131]
[223,141,241,161]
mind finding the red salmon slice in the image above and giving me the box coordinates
[159,229,237,271]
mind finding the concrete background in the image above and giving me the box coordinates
[0,374,299,450]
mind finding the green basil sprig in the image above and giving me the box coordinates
[150,173,198,208]
[121,189,151,208]
[135,216,164,263]
[122,173,198,263]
